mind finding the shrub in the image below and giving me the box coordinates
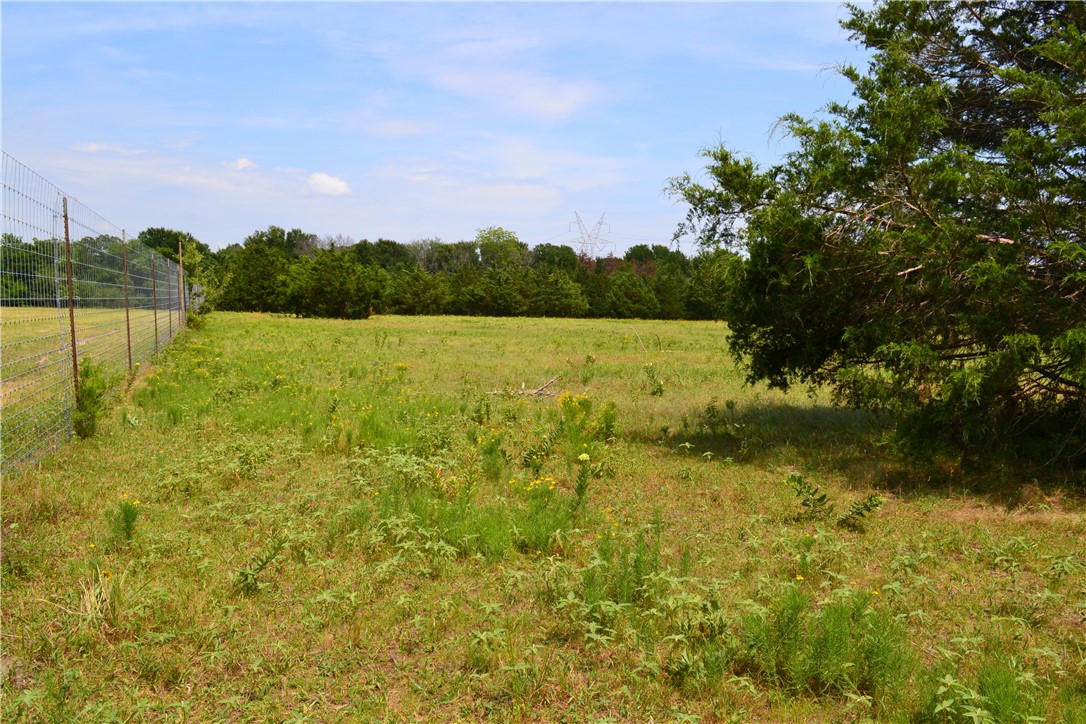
[73,359,113,439]
[185,310,206,330]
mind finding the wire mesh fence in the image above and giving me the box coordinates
[1,152,196,473]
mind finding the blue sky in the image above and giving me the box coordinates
[2,2,869,253]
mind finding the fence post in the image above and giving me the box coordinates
[178,241,185,327]
[122,230,133,373]
[62,197,80,397]
[167,259,174,339]
[151,253,159,353]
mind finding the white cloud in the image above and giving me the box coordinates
[484,137,630,191]
[368,24,607,122]
[364,119,439,138]
[73,141,144,156]
[227,158,258,171]
[307,172,351,196]
[445,35,540,59]
[432,70,601,121]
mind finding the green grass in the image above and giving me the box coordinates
[2,311,1084,721]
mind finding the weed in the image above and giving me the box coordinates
[837,494,885,532]
[582,518,663,608]
[785,474,884,532]
[106,494,140,547]
[475,427,505,481]
[73,359,114,438]
[574,453,592,512]
[508,476,572,555]
[643,363,665,397]
[520,420,564,473]
[699,397,743,437]
[580,354,597,384]
[786,473,834,520]
[1046,553,1084,584]
[185,310,207,330]
[470,396,492,426]
[737,585,913,706]
[79,566,127,630]
[233,534,287,596]
[977,658,1046,722]
[467,627,507,672]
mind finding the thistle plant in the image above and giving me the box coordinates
[233,535,287,596]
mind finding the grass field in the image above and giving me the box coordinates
[2,312,1084,722]
[1,304,184,470]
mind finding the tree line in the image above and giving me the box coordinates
[152,225,742,323]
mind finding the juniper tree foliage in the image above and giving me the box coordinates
[670,1,1086,462]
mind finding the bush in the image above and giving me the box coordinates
[73,360,113,438]
[185,310,206,330]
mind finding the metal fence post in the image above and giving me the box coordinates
[122,230,133,373]
[178,241,186,328]
[62,197,80,397]
[167,259,174,339]
[151,253,159,353]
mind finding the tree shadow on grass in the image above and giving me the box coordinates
[633,398,1085,508]
[631,398,890,474]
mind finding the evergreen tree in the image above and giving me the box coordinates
[670,1,1086,462]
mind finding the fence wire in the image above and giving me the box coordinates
[1,152,196,472]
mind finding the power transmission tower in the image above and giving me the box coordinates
[569,212,611,258]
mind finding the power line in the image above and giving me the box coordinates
[603,232,673,243]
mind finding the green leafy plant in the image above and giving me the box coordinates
[643,363,664,397]
[837,495,885,532]
[73,359,114,439]
[573,453,592,512]
[786,474,884,531]
[786,473,834,520]
[107,495,140,547]
[738,586,913,705]
[233,534,287,596]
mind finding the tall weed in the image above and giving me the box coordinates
[737,585,913,706]
[73,359,114,438]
